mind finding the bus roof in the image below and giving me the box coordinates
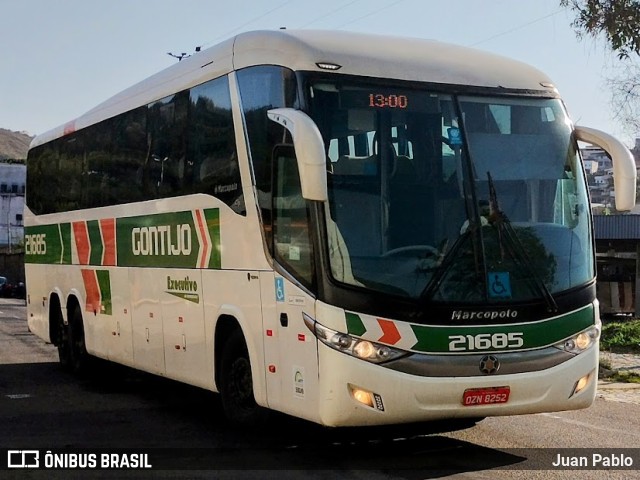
[31,29,557,149]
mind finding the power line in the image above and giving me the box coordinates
[198,0,296,50]
[194,0,407,54]
[470,8,564,47]
[333,0,407,29]
[298,0,363,28]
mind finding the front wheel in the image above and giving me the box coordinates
[219,330,267,426]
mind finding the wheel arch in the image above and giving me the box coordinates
[65,290,83,324]
[47,290,64,346]
[213,308,267,407]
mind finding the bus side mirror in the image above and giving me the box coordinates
[575,126,637,211]
[267,108,328,202]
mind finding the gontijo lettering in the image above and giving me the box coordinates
[132,225,191,256]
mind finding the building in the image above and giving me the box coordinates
[0,163,26,250]
[581,140,640,314]
[582,145,615,209]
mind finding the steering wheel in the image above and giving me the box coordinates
[382,245,439,258]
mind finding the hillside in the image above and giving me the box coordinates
[0,128,33,160]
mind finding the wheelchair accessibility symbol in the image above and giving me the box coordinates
[275,277,285,302]
[488,272,511,299]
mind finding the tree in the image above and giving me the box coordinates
[608,61,640,132]
[561,1,640,136]
[561,0,640,59]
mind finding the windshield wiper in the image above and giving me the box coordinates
[421,136,487,302]
[487,172,558,313]
[420,234,469,300]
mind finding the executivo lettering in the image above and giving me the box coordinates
[451,309,518,321]
[166,275,199,303]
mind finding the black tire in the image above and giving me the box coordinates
[68,306,90,375]
[56,313,71,371]
[219,330,267,426]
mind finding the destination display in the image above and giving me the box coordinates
[340,88,440,112]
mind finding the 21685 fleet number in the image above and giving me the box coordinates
[448,333,524,352]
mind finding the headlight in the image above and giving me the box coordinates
[556,325,600,354]
[303,314,408,364]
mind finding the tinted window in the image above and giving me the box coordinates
[27,74,243,215]
[109,106,147,204]
[189,76,243,213]
[273,146,315,288]
[237,65,298,251]
[27,142,58,214]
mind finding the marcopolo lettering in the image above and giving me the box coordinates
[132,224,191,256]
[451,309,518,321]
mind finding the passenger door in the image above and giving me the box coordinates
[262,146,319,421]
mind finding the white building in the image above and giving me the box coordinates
[0,163,25,249]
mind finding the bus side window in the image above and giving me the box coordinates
[189,76,244,213]
[272,145,315,289]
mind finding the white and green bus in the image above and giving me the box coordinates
[26,30,636,427]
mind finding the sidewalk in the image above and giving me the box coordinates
[597,352,640,405]
[601,351,640,375]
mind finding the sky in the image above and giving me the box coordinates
[1,0,635,146]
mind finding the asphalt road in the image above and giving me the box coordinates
[1,300,639,479]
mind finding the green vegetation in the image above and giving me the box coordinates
[605,370,640,384]
[599,319,640,383]
[600,319,640,353]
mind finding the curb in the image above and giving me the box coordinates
[0,298,26,306]
[597,380,640,390]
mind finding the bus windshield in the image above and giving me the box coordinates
[307,79,593,303]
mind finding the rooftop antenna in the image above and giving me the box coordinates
[167,52,189,61]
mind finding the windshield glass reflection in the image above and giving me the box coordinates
[307,80,593,303]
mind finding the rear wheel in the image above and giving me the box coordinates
[68,306,90,375]
[219,330,267,426]
[55,312,71,370]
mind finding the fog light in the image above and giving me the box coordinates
[570,370,594,398]
[349,385,374,408]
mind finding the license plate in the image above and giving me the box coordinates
[462,386,510,406]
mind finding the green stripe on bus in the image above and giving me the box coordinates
[96,270,112,315]
[59,223,72,264]
[116,209,221,269]
[204,208,221,269]
[27,209,222,269]
[116,211,199,268]
[409,305,594,353]
[87,220,103,266]
[25,224,71,265]
[346,312,367,336]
